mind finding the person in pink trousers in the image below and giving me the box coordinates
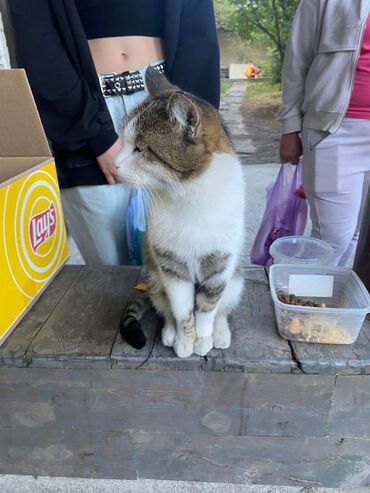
[279,0,370,266]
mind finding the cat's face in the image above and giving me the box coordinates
[114,69,230,190]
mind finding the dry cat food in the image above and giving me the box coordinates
[277,292,352,344]
[278,293,327,308]
[279,311,353,344]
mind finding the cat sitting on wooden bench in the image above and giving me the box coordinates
[114,68,245,358]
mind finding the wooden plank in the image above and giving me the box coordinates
[131,432,370,487]
[328,375,370,439]
[111,267,165,369]
[114,267,295,372]
[112,306,165,370]
[0,368,333,439]
[1,426,370,486]
[291,317,370,375]
[0,267,82,367]
[207,267,295,372]
[0,428,135,479]
[26,267,140,366]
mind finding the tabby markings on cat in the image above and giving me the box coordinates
[115,67,245,358]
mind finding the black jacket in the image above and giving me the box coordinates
[9,0,220,188]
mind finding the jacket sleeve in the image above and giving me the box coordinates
[278,0,319,134]
[8,0,118,157]
[171,0,220,108]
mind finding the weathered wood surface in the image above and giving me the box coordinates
[206,267,294,372]
[26,267,139,367]
[1,368,370,486]
[0,428,136,479]
[131,432,370,487]
[327,375,370,439]
[112,266,295,372]
[1,428,369,486]
[291,320,370,375]
[0,369,334,438]
[0,267,82,367]
[0,265,369,374]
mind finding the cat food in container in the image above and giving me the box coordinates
[270,236,335,265]
[269,265,370,344]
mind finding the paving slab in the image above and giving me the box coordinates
[219,81,256,161]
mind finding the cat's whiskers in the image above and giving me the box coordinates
[146,188,158,222]
[146,187,161,223]
[150,186,165,215]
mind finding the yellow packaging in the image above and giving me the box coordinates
[0,70,69,345]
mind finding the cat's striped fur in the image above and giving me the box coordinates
[116,68,245,358]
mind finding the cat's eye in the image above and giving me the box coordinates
[134,145,141,153]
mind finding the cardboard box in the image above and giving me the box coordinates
[0,69,69,345]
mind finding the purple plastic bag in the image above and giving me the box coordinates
[250,162,308,266]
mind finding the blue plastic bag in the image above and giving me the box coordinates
[126,188,149,266]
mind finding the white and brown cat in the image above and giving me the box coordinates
[115,68,245,358]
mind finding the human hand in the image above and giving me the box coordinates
[280,133,302,165]
[96,138,122,185]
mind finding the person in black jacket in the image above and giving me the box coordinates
[9,0,220,265]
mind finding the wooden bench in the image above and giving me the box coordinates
[1,265,370,487]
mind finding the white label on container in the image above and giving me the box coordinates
[288,275,334,298]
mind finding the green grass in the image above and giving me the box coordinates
[220,79,233,95]
[244,81,281,109]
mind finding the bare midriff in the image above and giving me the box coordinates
[88,36,165,74]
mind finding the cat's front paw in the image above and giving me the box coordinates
[194,336,213,356]
[162,324,176,347]
[213,318,231,349]
[173,335,194,358]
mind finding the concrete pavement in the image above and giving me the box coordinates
[0,475,366,493]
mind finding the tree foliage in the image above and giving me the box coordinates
[214,0,236,31]
[215,0,300,81]
[228,0,300,64]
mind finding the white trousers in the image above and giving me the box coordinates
[302,118,370,267]
[61,69,149,265]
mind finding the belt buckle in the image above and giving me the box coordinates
[99,72,117,98]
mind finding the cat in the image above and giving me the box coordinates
[114,67,245,358]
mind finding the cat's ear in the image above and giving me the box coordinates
[145,66,177,96]
[169,94,201,141]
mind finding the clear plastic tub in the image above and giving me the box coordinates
[269,264,370,344]
[270,236,335,265]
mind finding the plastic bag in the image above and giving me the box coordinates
[250,162,308,266]
[126,188,149,266]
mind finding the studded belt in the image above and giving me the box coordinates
[98,62,165,98]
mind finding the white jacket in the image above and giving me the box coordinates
[278,0,370,135]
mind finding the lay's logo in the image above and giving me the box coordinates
[29,202,56,253]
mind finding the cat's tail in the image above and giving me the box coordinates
[120,294,152,349]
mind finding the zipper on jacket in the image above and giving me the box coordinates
[331,10,370,133]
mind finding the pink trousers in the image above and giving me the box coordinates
[302,118,370,267]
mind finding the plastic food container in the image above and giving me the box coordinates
[269,264,370,344]
[270,236,335,265]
